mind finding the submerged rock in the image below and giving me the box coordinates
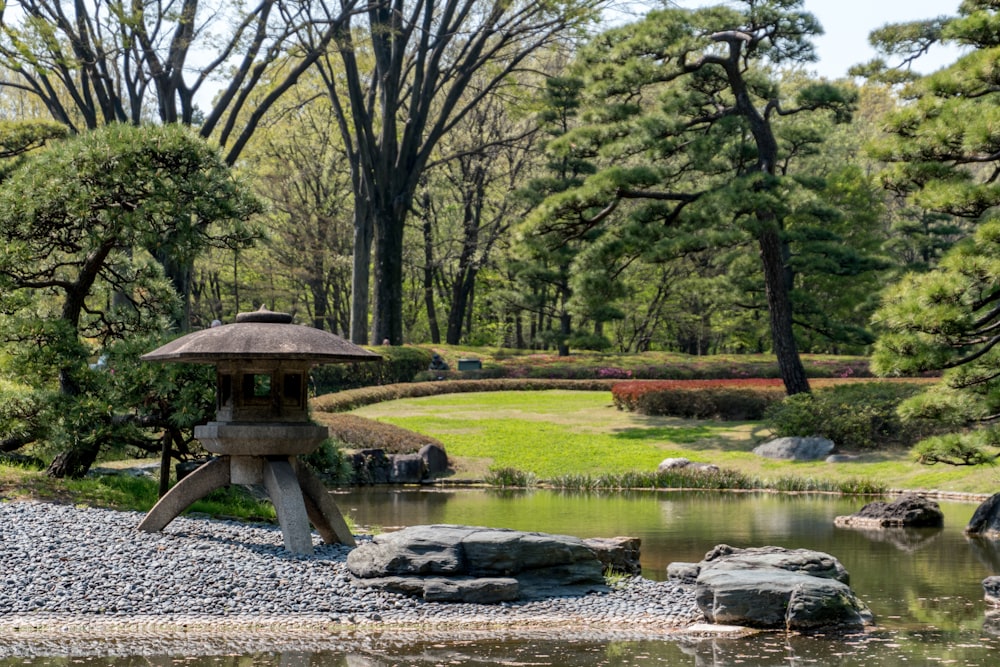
[672,544,873,632]
[347,524,607,602]
[834,494,944,529]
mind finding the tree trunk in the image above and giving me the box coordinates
[350,204,373,344]
[423,216,441,343]
[758,226,810,395]
[371,205,406,345]
[46,439,101,479]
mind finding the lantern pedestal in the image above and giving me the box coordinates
[137,452,355,554]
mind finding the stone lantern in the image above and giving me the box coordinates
[136,308,380,554]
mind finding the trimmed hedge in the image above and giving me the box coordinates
[612,379,787,420]
[311,345,433,394]
[311,378,618,413]
[312,412,444,455]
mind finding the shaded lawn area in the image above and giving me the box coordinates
[352,390,1000,493]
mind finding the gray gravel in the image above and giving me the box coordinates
[0,501,703,638]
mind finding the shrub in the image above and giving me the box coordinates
[311,345,433,394]
[912,433,998,466]
[314,412,445,455]
[612,380,786,420]
[300,438,354,483]
[485,467,537,488]
[764,382,934,450]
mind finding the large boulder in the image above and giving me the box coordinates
[834,494,944,529]
[966,492,1000,537]
[657,458,720,474]
[347,524,607,602]
[389,454,426,484]
[672,544,873,631]
[583,536,642,575]
[753,437,834,461]
[419,443,449,475]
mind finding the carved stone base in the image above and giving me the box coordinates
[137,455,355,554]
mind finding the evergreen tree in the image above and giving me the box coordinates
[530,1,856,393]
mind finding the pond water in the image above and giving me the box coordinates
[7,488,1000,666]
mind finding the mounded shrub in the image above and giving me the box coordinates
[612,380,786,420]
[312,412,445,455]
[764,382,935,450]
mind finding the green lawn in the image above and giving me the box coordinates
[353,390,1000,494]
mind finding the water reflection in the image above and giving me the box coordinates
[5,489,1000,665]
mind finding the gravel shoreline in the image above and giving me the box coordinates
[0,501,705,651]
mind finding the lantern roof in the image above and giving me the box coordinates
[140,308,381,364]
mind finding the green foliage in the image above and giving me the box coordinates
[0,124,262,476]
[484,467,538,488]
[872,221,1000,446]
[764,382,933,450]
[542,469,887,495]
[310,346,430,394]
[300,439,354,484]
[912,433,998,466]
[311,378,619,413]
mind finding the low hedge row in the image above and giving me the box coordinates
[311,378,619,413]
[612,379,787,420]
[311,412,445,455]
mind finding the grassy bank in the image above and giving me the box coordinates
[351,390,1000,495]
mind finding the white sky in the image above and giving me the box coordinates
[629,0,968,79]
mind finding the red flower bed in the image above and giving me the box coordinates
[612,379,786,420]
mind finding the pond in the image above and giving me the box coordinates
[6,488,1000,666]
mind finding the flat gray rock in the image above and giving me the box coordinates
[753,437,834,461]
[347,524,607,602]
[680,544,873,631]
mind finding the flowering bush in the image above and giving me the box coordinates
[612,379,786,420]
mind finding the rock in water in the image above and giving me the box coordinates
[835,494,944,529]
[966,493,1000,537]
[672,544,873,631]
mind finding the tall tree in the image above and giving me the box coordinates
[315,0,602,344]
[868,1,1000,450]
[530,1,855,394]
[413,88,536,345]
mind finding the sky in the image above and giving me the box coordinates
[651,0,967,79]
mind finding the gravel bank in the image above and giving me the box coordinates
[0,502,703,643]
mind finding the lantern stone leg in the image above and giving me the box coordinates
[137,457,233,533]
[137,454,356,555]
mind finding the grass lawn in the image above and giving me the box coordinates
[353,390,1000,495]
